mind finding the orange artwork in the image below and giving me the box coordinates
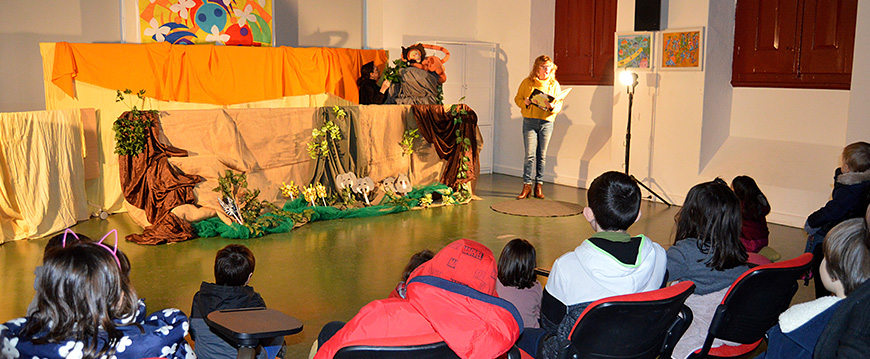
[661,30,701,68]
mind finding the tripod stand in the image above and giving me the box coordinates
[621,71,671,206]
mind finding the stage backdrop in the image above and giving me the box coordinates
[40,42,387,219]
[139,0,274,46]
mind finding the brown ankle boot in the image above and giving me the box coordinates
[516,184,532,199]
[534,183,545,199]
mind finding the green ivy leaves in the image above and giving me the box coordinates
[113,89,156,156]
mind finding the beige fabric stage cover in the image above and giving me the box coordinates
[0,109,94,243]
[126,106,445,227]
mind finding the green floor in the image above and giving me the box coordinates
[0,174,812,358]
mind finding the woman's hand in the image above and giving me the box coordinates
[379,79,391,94]
[524,98,531,107]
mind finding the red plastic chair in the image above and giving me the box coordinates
[556,281,696,359]
[688,253,813,358]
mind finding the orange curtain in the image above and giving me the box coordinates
[52,42,387,105]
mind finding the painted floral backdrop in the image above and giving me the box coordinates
[139,0,273,46]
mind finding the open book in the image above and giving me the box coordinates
[529,88,572,111]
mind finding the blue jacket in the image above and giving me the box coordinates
[758,299,841,359]
[807,168,870,238]
[0,300,192,359]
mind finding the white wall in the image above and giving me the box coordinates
[0,0,121,112]
[296,0,363,48]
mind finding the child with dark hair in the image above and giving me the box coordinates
[389,249,434,299]
[759,217,870,359]
[668,180,750,358]
[497,238,542,329]
[538,171,666,357]
[26,230,92,316]
[191,244,282,359]
[731,175,771,253]
[806,141,870,298]
[1,241,191,359]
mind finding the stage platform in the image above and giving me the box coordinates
[0,174,811,358]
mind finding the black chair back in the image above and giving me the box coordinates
[335,341,459,359]
[563,281,696,359]
[709,253,813,343]
[692,253,813,358]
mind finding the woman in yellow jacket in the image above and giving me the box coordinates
[514,55,562,199]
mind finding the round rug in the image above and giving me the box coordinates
[490,199,583,217]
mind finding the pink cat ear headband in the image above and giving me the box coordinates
[62,228,122,269]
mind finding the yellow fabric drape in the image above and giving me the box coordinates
[0,109,89,242]
[52,42,387,105]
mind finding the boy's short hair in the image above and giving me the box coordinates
[842,141,870,173]
[587,171,641,231]
[215,244,256,286]
[824,218,870,296]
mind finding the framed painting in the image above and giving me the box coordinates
[616,32,653,70]
[660,27,703,70]
[138,0,274,46]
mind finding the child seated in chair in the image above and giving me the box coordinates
[667,179,750,359]
[313,239,522,359]
[536,171,667,358]
[497,238,543,329]
[759,217,870,359]
[805,141,870,297]
[190,244,283,359]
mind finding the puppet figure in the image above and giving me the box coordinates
[402,43,450,83]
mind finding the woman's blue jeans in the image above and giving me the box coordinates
[522,117,554,184]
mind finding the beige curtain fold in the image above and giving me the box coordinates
[0,109,89,242]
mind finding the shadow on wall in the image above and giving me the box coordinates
[543,69,613,187]
[493,46,515,171]
[300,29,349,48]
[579,85,613,180]
[273,0,299,47]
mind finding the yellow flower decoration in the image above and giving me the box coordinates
[420,194,433,207]
[315,183,328,198]
[303,185,318,205]
[280,181,298,198]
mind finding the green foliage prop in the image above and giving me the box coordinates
[113,89,157,156]
[400,128,420,156]
[212,170,312,237]
[448,97,473,199]
[383,59,408,83]
[307,106,345,159]
[194,184,470,239]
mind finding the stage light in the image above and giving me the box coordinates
[619,70,639,94]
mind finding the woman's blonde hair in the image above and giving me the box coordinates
[528,55,557,83]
